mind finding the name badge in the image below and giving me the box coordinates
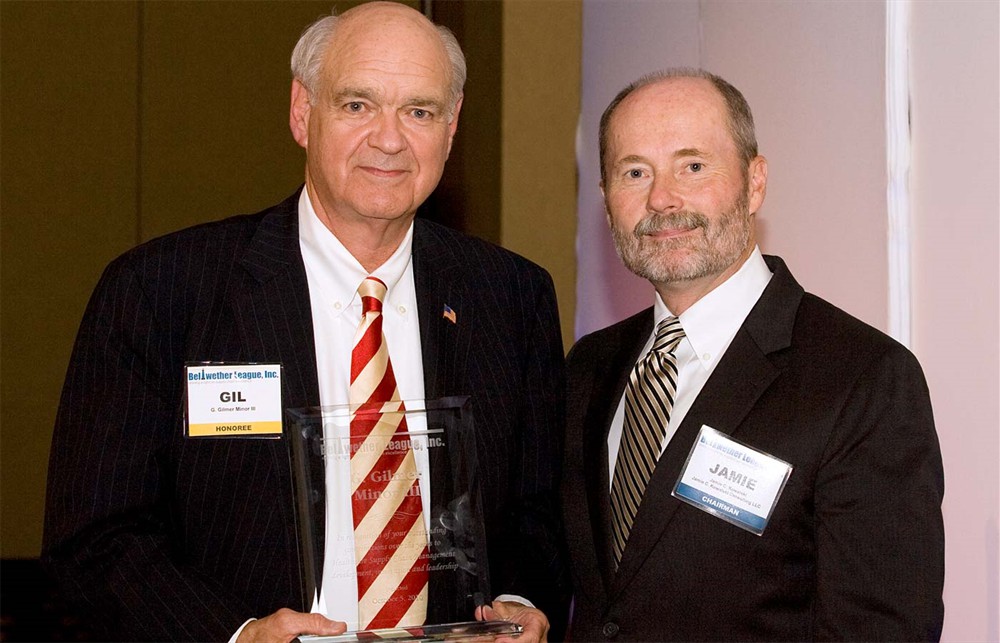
[185,363,283,438]
[672,425,792,535]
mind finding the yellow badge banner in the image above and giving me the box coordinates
[188,421,283,437]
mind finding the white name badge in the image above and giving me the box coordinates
[672,425,792,535]
[185,363,283,438]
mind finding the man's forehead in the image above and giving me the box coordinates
[611,80,728,138]
[330,5,448,66]
[623,77,724,118]
[320,15,451,94]
[606,81,739,166]
[322,65,451,107]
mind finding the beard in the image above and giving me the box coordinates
[609,190,752,285]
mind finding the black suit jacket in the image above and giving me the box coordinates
[42,190,569,641]
[562,255,944,641]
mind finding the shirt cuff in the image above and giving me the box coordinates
[494,594,535,608]
[227,618,255,643]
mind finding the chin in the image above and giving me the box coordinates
[358,209,414,222]
[352,195,416,221]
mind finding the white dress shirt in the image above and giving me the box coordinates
[298,188,428,628]
[607,247,773,485]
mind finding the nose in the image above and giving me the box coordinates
[647,172,683,214]
[367,111,407,155]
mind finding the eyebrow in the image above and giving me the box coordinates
[613,148,712,170]
[614,154,649,167]
[407,97,448,112]
[330,87,380,104]
[330,87,446,112]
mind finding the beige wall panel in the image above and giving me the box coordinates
[1,1,140,558]
[502,0,581,351]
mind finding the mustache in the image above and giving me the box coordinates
[633,211,709,236]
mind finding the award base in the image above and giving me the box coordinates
[299,620,522,642]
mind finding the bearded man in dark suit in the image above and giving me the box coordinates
[42,3,566,642]
[561,68,944,641]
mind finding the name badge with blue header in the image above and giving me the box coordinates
[673,425,792,535]
[185,363,283,438]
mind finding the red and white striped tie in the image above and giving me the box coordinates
[349,276,429,629]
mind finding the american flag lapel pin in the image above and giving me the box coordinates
[442,304,457,324]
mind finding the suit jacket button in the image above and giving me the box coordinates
[602,622,619,638]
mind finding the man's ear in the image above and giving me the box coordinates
[290,78,312,149]
[747,155,768,214]
[445,94,464,157]
[600,181,614,227]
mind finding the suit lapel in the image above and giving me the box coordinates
[234,192,320,409]
[582,311,654,591]
[232,190,321,609]
[411,220,474,617]
[412,220,468,401]
[610,256,803,597]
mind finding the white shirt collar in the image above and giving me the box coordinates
[297,187,414,318]
[653,246,773,370]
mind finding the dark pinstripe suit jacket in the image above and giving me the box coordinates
[561,256,944,641]
[42,190,568,641]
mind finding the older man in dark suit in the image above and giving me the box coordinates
[562,68,944,641]
[42,3,566,642]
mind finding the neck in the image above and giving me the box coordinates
[654,246,755,316]
[334,220,409,274]
[305,183,412,273]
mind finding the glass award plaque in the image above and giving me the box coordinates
[288,396,513,641]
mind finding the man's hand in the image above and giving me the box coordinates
[236,608,347,643]
[476,601,549,643]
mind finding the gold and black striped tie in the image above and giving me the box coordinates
[610,316,685,568]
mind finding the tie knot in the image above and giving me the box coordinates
[358,276,387,314]
[652,316,685,353]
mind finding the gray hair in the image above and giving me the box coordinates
[599,68,758,183]
[290,10,467,119]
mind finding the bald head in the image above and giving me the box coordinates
[291,2,466,117]
[599,68,757,185]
